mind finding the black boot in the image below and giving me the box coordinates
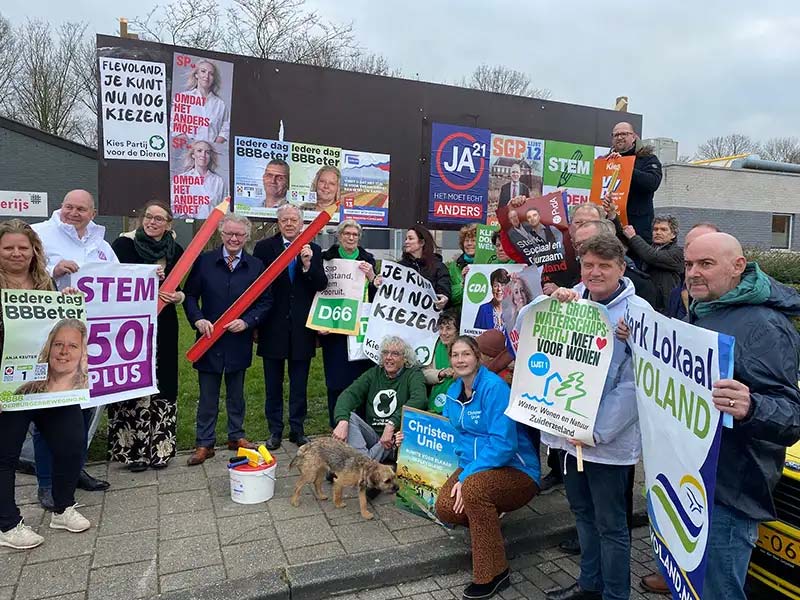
[77,469,110,491]
[545,583,601,600]
[462,569,510,600]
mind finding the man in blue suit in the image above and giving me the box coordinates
[254,204,327,449]
[183,214,271,466]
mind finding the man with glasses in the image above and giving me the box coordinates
[607,122,662,244]
[254,204,327,450]
[262,159,290,208]
[183,214,271,466]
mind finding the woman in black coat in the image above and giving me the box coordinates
[108,201,185,471]
[319,219,379,427]
[398,225,451,310]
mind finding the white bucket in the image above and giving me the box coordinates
[229,460,277,504]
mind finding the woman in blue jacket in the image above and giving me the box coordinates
[436,336,540,600]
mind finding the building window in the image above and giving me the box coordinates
[771,214,792,249]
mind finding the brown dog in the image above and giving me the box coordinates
[288,438,398,519]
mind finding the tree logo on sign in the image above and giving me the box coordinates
[415,346,431,365]
[373,389,397,418]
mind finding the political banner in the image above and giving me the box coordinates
[363,261,440,365]
[339,150,391,226]
[0,191,48,218]
[0,290,89,411]
[428,122,491,224]
[589,156,635,226]
[505,296,614,445]
[306,259,365,335]
[496,190,578,288]
[70,264,159,408]
[474,224,499,264]
[169,53,233,219]
[347,302,371,361]
[460,264,527,337]
[99,57,168,161]
[542,140,595,208]
[489,133,544,224]
[623,297,733,599]
[396,406,459,524]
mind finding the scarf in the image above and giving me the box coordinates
[338,245,360,260]
[133,227,177,265]
[690,263,771,319]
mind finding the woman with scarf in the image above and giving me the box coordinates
[422,309,458,414]
[108,201,185,471]
[447,224,476,311]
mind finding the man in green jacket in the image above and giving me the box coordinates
[332,335,427,463]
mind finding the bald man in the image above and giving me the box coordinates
[607,122,662,244]
[664,223,719,319]
[683,232,800,600]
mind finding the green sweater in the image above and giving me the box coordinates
[333,365,427,432]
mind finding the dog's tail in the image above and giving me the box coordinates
[288,444,308,472]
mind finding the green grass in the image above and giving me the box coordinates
[89,318,330,460]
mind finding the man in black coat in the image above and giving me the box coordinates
[254,204,328,449]
[607,122,662,244]
[183,214,271,466]
[497,163,531,209]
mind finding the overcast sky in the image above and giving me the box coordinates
[4,0,799,156]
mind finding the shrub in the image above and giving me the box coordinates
[744,249,800,284]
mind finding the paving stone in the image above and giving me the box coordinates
[520,566,558,591]
[93,529,157,568]
[159,489,213,516]
[18,503,46,529]
[211,492,271,516]
[391,523,448,544]
[103,485,158,513]
[14,484,37,506]
[275,514,336,549]
[217,513,277,546]
[73,487,106,507]
[554,557,581,579]
[548,569,577,588]
[409,594,435,600]
[537,561,560,575]
[356,586,402,600]
[268,494,324,521]
[221,538,286,579]
[285,540,345,565]
[98,505,157,536]
[208,475,231,498]
[433,571,472,588]
[159,533,222,575]
[0,587,12,600]
[160,564,227,593]
[88,558,158,600]
[396,577,440,595]
[157,469,209,494]
[374,503,431,531]
[430,590,456,600]
[498,586,523,599]
[26,520,99,564]
[16,555,90,600]
[160,508,218,540]
[511,580,546,600]
[0,551,27,582]
[105,466,159,490]
[334,520,395,553]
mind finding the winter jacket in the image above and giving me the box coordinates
[446,253,471,309]
[399,253,452,303]
[423,339,453,414]
[617,140,662,244]
[443,366,540,484]
[333,365,427,432]
[32,210,119,290]
[688,263,800,521]
[626,237,683,313]
[540,278,641,466]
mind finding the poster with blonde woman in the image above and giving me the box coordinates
[171,141,227,219]
[1,290,89,410]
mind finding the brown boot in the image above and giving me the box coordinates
[640,572,670,595]
[227,438,258,450]
[187,447,215,466]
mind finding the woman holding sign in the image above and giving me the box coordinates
[108,201,185,472]
[435,336,540,600]
[446,224,476,310]
[399,225,450,310]
[319,220,378,428]
[0,220,90,550]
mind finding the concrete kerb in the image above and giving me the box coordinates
[156,501,648,600]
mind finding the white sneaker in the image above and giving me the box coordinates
[50,504,90,533]
[0,521,44,549]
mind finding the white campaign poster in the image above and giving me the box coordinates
[363,262,440,365]
[348,302,371,361]
[306,259,365,335]
[623,297,733,599]
[0,191,48,218]
[505,296,614,445]
[99,57,168,161]
[70,263,159,408]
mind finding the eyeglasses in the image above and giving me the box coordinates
[340,231,359,238]
[221,231,246,239]
[612,132,634,138]
[143,214,170,224]
[381,350,402,357]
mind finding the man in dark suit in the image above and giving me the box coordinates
[183,214,272,466]
[497,163,531,209]
[254,204,328,449]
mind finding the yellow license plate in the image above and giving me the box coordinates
[757,526,800,567]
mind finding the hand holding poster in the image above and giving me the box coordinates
[505,296,613,445]
[623,297,733,599]
[363,261,440,365]
[589,155,635,225]
[0,290,89,411]
[460,264,536,337]
[71,264,159,408]
[395,407,459,524]
[306,259,366,335]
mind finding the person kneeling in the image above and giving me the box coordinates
[436,336,540,600]
[332,336,427,464]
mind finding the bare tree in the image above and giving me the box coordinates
[0,14,19,116]
[695,134,761,160]
[760,137,800,164]
[10,21,88,140]
[132,0,223,50]
[462,64,552,100]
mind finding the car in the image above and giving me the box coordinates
[747,440,800,599]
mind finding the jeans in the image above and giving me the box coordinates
[345,413,394,463]
[702,503,759,600]
[1,405,84,531]
[263,358,310,437]
[563,455,631,600]
[196,370,246,447]
[33,407,95,489]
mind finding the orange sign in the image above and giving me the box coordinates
[589,156,635,225]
